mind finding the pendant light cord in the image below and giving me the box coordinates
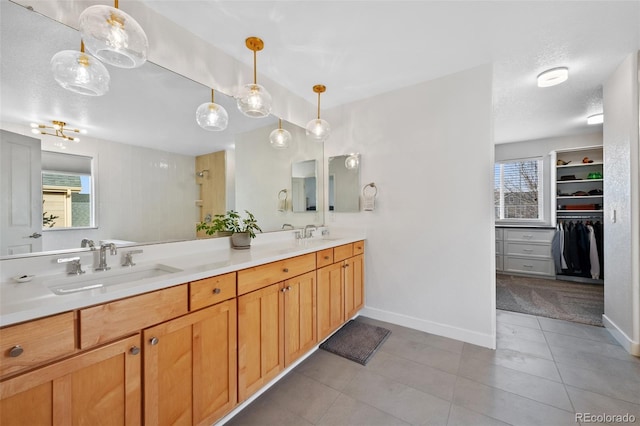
[317,92,321,119]
[253,49,257,85]
[211,89,215,103]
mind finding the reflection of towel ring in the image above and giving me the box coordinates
[362,182,377,197]
[278,189,288,200]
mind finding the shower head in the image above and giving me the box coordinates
[196,170,209,178]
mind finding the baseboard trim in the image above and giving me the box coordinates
[602,314,640,356]
[360,306,496,349]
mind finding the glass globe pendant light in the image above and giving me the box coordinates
[196,89,229,131]
[237,37,272,118]
[305,84,330,141]
[345,153,360,170]
[78,0,149,69]
[269,118,292,149]
[51,41,110,96]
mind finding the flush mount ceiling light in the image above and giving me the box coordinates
[31,120,86,142]
[587,113,604,125]
[305,84,330,141]
[345,153,360,170]
[237,37,272,118]
[269,118,292,149]
[79,0,148,69]
[50,41,110,96]
[196,89,229,131]
[537,67,569,88]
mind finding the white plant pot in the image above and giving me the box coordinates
[230,232,251,249]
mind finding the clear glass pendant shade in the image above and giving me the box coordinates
[79,5,148,69]
[50,50,110,96]
[305,118,330,141]
[345,154,359,170]
[196,102,229,131]
[269,128,291,149]
[237,83,272,118]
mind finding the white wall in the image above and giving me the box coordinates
[324,65,496,348]
[602,52,640,355]
[495,132,603,225]
[235,123,324,232]
[1,123,198,251]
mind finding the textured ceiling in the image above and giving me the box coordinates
[2,0,639,154]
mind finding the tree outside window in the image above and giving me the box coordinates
[495,159,543,221]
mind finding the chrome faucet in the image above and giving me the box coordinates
[96,243,117,271]
[304,224,317,238]
[81,238,96,250]
[57,256,85,275]
[122,249,143,267]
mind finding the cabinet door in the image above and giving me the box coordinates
[317,262,344,341]
[143,301,237,426]
[237,283,284,402]
[0,334,141,426]
[345,254,364,319]
[283,271,317,366]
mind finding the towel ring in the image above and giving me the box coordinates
[278,189,288,200]
[362,182,377,197]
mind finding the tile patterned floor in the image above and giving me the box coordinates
[225,311,640,426]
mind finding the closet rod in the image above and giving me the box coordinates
[557,215,603,220]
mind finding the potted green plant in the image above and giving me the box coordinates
[196,210,261,249]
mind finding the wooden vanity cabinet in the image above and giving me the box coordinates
[143,299,237,426]
[345,253,364,319]
[0,334,141,426]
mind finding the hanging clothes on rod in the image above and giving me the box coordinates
[553,219,604,280]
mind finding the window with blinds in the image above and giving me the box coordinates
[494,158,543,220]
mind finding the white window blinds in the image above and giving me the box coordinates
[495,159,543,220]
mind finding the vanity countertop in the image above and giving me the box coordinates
[0,234,364,327]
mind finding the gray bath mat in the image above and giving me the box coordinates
[319,320,391,365]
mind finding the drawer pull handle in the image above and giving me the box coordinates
[149,337,159,346]
[129,346,141,356]
[324,256,330,260]
[283,268,289,273]
[523,264,533,268]
[213,288,221,294]
[523,235,533,239]
[523,249,533,253]
[8,345,23,358]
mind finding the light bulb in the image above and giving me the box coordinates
[237,83,272,118]
[269,128,291,149]
[196,102,229,131]
[345,154,359,170]
[51,50,110,96]
[305,118,330,141]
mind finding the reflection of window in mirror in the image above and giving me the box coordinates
[328,155,360,212]
[291,160,317,212]
[41,151,93,229]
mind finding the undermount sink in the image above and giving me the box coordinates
[45,264,182,296]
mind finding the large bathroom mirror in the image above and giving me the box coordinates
[0,1,323,258]
[328,155,361,212]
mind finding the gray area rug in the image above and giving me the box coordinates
[320,320,391,365]
[496,274,604,327]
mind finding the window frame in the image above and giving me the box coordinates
[494,157,544,223]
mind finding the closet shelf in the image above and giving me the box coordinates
[556,195,603,200]
[557,209,603,213]
[556,161,603,168]
[557,179,603,184]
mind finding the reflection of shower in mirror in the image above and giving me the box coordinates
[196,169,209,178]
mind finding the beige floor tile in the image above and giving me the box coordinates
[380,334,462,374]
[556,361,640,405]
[296,349,364,391]
[317,394,410,426]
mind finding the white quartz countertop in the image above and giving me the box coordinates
[0,234,364,327]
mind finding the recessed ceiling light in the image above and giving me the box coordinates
[537,67,569,87]
[587,113,604,125]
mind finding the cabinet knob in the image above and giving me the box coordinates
[344,263,350,268]
[281,286,292,293]
[149,337,159,346]
[212,288,221,294]
[8,345,23,357]
[283,268,289,273]
[129,346,141,355]
[324,256,329,260]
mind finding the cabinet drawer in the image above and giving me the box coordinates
[496,255,504,271]
[237,253,316,296]
[505,242,550,258]
[505,229,554,243]
[316,248,334,268]
[352,241,365,255]
[495,228,504,240]
[504,256,554,276]
[333,244,354,262]
[190,272,236,311]
[0,312,76,378]
[79,284,188,349]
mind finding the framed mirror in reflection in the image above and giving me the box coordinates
[328,155,361,212]
[0,1,323,259]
